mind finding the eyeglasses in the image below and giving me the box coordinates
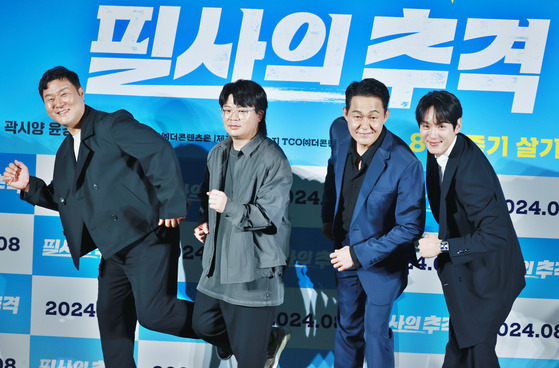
[220,107,255,119]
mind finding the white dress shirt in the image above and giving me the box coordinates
[435,135,457,181]
[72,130,81,161]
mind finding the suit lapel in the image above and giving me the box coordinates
[426,153,440,222]
[439,156,458,204]
[74,139,92,190]
[334,131,351,216]
[73,108,95,191]
[350,132,391,225]
[437,134,464,239]
[57,135,76,188]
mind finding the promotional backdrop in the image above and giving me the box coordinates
[0,1,558,367]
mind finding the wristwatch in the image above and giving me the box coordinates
[440,240,449,253]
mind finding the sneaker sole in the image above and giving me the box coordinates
[265,332,291,368]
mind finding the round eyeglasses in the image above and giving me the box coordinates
[220,108,255,119]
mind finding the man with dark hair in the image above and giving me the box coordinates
[192,79,292,368]
[3,66,197,367]
[416,90,525,367]
[322,78,425,367]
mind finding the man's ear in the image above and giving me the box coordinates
[455,117,462,133]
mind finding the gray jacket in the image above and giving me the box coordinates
[198,133,292,284]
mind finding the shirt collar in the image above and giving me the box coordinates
[73,130,81,161]
[237,132,265,157]
[435,135,457,172]
[349,126,386,166]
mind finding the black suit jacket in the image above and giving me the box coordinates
[23,106,188,269]
[427,133,525,348]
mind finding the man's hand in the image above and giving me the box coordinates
[3,160,30,192]
[322,222,333,241]
[330,246,354,272]
[194,222,209,243]
[158,217,186,228]
[418,233,442,258]
[207,190,228,213]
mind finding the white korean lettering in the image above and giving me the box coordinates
[265,12,351,85]
[536,260,555,279]
[458,18,550,74]
[42,239,60,256]
[3,296,20,314]
[39,360,56,368]
[231,8,267,81]
[152,6,181,58]
[366,9,457,64]
[174,7,232,79]
[91,6,153,54]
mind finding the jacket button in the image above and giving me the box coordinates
[59,197,65,204]
[93,184,99,190]
[458,276,462,282]
[112,215,118,221]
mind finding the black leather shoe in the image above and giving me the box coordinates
[216,345,232,360]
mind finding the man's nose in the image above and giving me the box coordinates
[54,96,64,107]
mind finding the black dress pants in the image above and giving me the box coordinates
[192,291,275,368]
[443,321,500,368]
[96,226,196,368]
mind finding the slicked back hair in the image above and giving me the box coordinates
[345,78,390,113]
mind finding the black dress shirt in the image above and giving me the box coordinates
[333,127,386,267]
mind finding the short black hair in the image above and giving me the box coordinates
[219,79,268,136]
[415,90,462,128]
[345,78,390,113]
[38,66,81,100]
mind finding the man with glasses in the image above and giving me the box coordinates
[192,79,292,368]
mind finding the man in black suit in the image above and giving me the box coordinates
[2,66,196,367]
[416,90,526,367]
